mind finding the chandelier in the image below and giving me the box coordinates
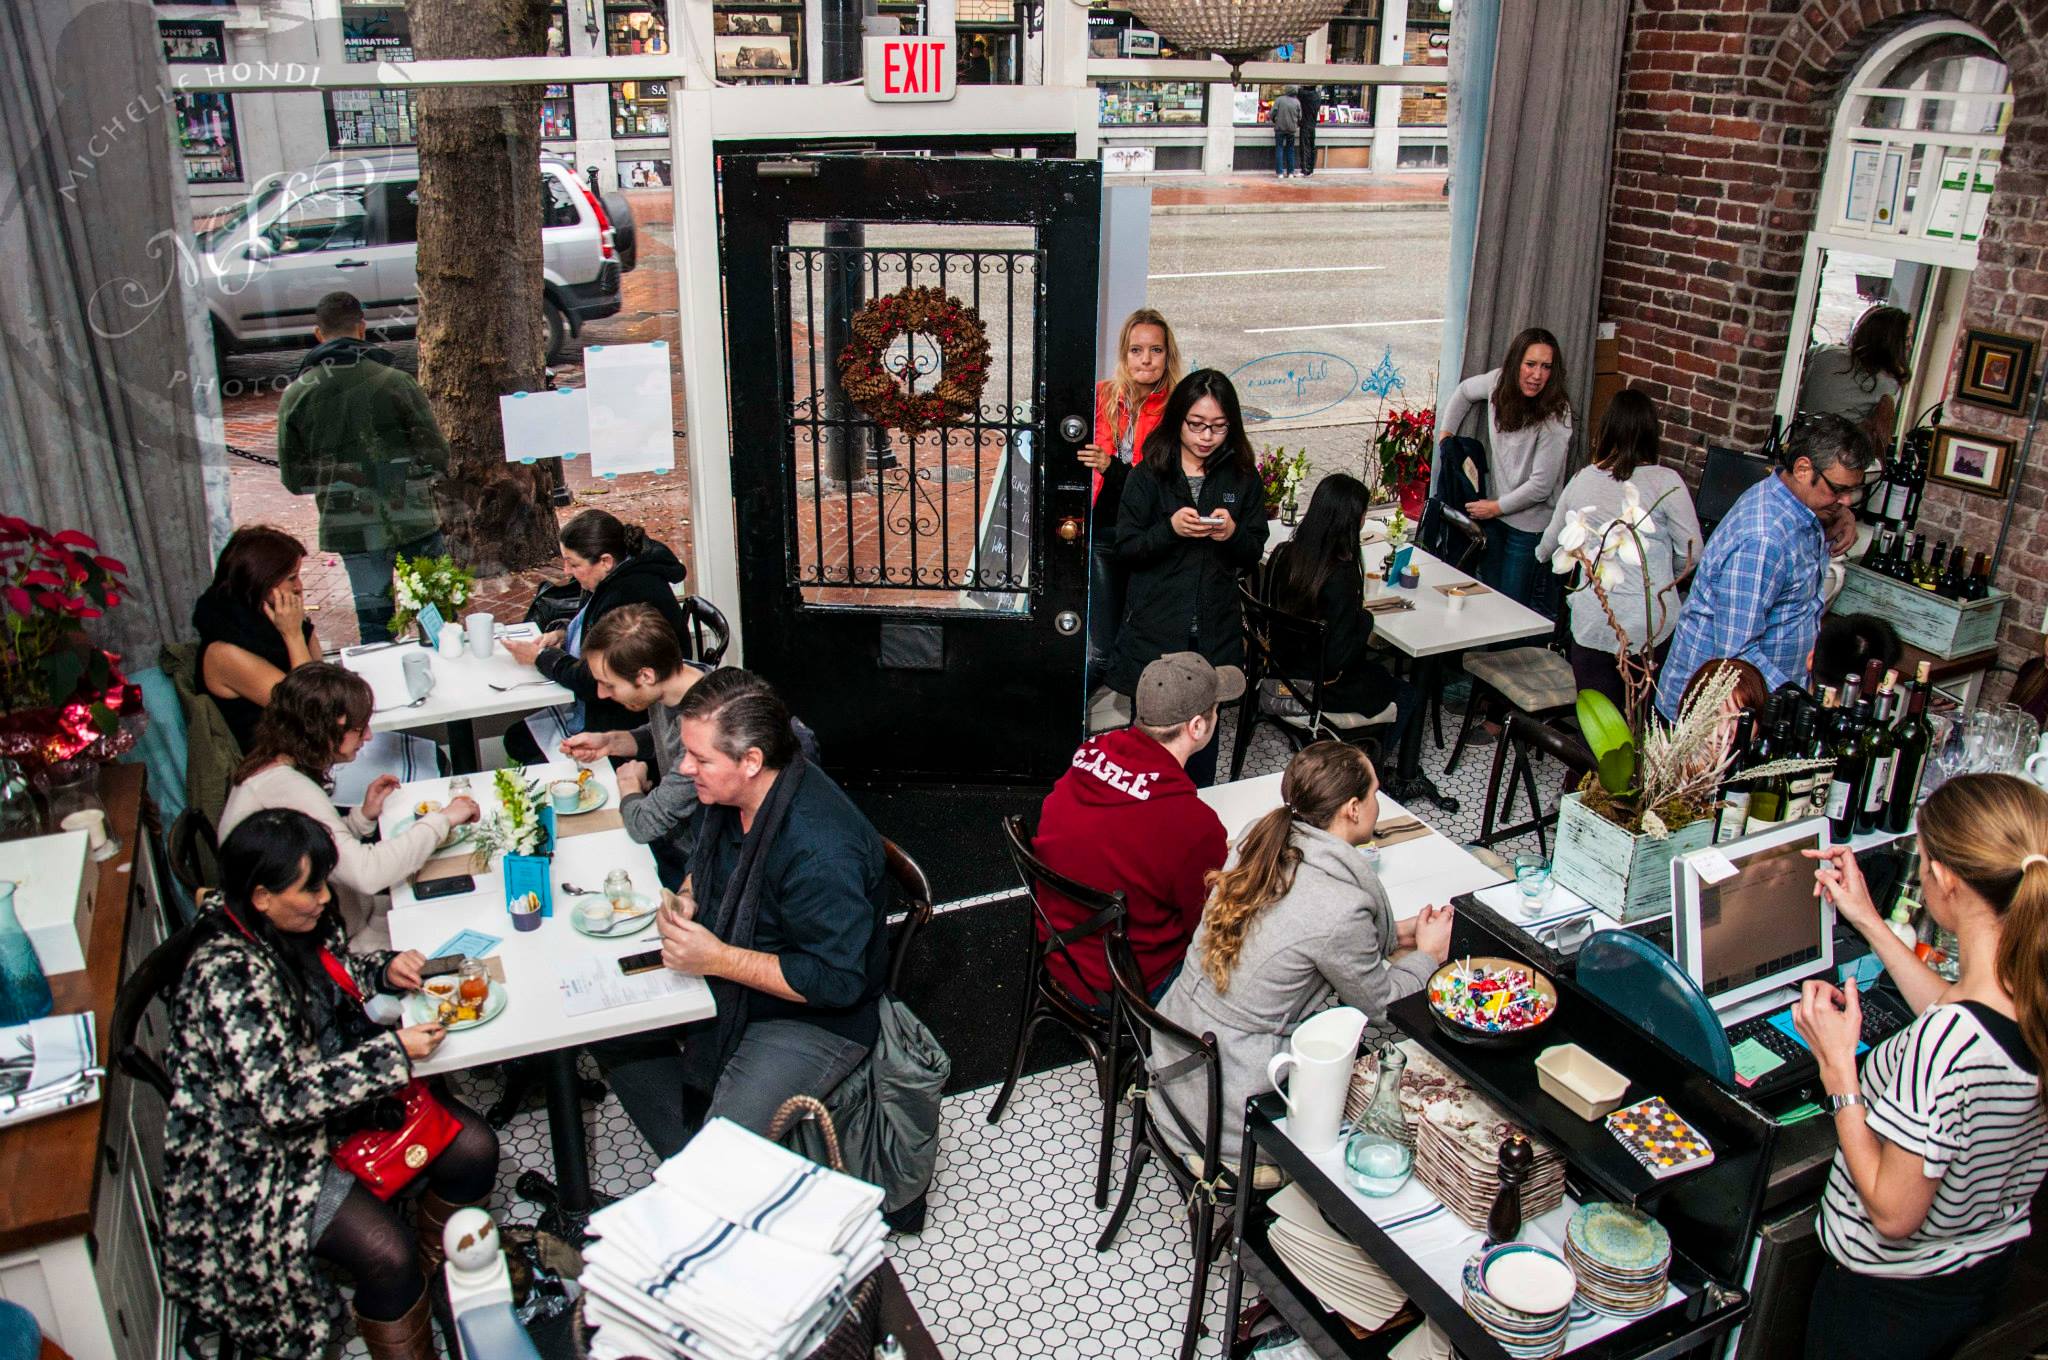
[1117,0,1354,67]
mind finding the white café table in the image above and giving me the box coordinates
[339,630,574,773]
[1199,773,1506,921]
[383,759,714,1225]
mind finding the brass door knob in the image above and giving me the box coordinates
[1058,516,1083,543]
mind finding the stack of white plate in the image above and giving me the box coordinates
[1265,1183,1409,1332]
[1413,1097,1566,1232]
[1461,1244,1576,1360]
[1563,1202,1672,1317]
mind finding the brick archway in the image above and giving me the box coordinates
[1600,0,2048,671]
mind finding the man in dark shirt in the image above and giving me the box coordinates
[600,668,889,1150]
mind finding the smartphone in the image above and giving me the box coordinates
[618,950,665,976]
[414,874,475,901]
[418,953,466,979]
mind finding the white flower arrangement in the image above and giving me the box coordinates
[470,767,549,867]
[390,551,477,636]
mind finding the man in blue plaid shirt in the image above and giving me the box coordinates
[1658,415,1875,720]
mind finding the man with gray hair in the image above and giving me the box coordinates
[1656,413,1875,719]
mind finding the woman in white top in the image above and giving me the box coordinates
[1798,772,2048,1360]
[1442,327,1574,611]
[219,664,479,950]
[1535,388,1702,714]
[1797,305,1910,441]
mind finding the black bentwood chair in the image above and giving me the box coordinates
[992,814,1129,1208]
[1094,932,1237,1360]
[881,838,935,996]
[676,594,731,666]
[1231,581,1397,781]
[1478,711,1599,857]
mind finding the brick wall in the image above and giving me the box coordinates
[1599,0,2048,673]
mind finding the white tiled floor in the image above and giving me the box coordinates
[335,694,1567,1357]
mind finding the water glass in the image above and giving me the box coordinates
[1514,853,1552,912]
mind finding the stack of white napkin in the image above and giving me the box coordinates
[582,1118,888,1360]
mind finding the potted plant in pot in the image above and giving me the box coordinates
[1372,407,1435,518]
[1543,484,1824,920]
[1256,446,1311,523]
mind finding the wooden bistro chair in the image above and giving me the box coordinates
[1230,583,1397,781]
[1444,597,1577,777]
[992,814,1129,1208]
[1094,931,1251,1360]
[881,838,935,996]
[676,594,731,666]
[1416,505,1490,749]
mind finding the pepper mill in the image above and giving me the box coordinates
[1485,1134,1535,1247]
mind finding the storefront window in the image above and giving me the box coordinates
[1329,0,1384,64]
[1236,85,1372,127]
[959,1,1024,84]
[605,2,671,54]
[714,4,804,83]
[541,85,575,140]
[1087,6,1189,60]
[329,2,570,148]
[1402,0,1451,125]
[160,21,242,184]
[610,80,671,138]
[1099,81,1207,127]
[618,157,673,188]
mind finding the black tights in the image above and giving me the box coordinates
[312,1099,499,1322]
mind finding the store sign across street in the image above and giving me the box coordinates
[865,36,956,103]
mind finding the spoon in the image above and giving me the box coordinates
[489,679,561,692]
[373,696,430,714]
[584,910,657,936]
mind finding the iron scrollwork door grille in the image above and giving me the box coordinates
[776,238,1043,598]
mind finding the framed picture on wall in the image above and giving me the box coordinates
[1930,426,2017,497]
[1954,327,2036,415]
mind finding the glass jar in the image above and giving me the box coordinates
[0,759,42,842]
[0,881,55,1027]
[604,868,634,910]
[41,758,117,861]
[1343,1043,1414,1196]
[456,958,490,1018]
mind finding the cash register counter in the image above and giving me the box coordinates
[1451,889,2048,1360]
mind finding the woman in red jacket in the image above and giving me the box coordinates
[1079,308,1183,690]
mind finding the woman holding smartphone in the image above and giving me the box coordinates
[1110,369,1268,787]
[1077,309,1184,690]
[1797,772,2048,1360]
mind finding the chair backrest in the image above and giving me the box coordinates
[168,807,221,904]
[999,814,1127,1009]
[111,915,216,1101]
[1433,502,1489,576]
[881,837,934,995]
[1103,930,1226,1183]
[1238,581,1332,728]
[1695,444,1773,534]
[678,595,731,666]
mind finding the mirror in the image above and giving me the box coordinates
[1786,247,1968,450]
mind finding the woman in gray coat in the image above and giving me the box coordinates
[1155,742,1453,1166]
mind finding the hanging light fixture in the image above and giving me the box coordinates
[1116,0,1353,70]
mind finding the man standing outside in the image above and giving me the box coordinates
[276,291,449,643]
[1657,414,1874,719]
[1295,84,1322,176]
[1033,653,1238,1009]
[1270,87,1303,179]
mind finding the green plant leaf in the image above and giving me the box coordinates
[40,649,84,704]
[1576,688,1636,795]
[1597,748,1636,797]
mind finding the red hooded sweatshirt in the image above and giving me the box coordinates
[1032,727,1228,1002]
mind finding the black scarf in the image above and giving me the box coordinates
[681,755,809,1094]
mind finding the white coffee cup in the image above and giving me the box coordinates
[465,612,496,658]
[401,650,436,702]
[1265,1005,1367,1154]
[1445,589,1467,614]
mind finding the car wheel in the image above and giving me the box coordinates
[544,300,568,365]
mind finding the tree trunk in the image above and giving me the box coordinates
[406,0,556,576]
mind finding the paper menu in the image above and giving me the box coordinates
[559,951,692,1018]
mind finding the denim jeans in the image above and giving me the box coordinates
[1274,135,1298,176]
[340,531,444,644]
[1087,544,1126,692]
[1480,522,1546,614]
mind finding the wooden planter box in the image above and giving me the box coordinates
[1550,792,1713,923]
[1833,563,2007,660]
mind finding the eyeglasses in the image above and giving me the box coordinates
[1183,418,1231,437]
[1813,467,1862,501]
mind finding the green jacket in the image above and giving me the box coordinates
[275,338,450,554]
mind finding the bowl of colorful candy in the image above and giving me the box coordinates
[1427,956,1559,1049]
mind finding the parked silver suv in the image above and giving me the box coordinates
[199,152,621,366]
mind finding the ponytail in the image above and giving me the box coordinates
[1197,740,1380,993]
[2001,856,2048,1084]
[559,509,647,566]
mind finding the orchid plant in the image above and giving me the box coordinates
[470,767,549,868]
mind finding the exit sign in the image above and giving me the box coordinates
[865,36,956,102]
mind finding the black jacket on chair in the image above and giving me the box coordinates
[535,541,689,734]
[1108,458,1269,695]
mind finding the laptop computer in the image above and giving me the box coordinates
[1669,819,1913,1102]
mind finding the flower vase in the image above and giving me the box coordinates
[1399,477,1428,519]
[502,804,557,919]
[0,881,54,1027]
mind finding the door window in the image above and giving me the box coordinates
[376,181,420,245]
[265,189,370,254]
[543,174,583,229]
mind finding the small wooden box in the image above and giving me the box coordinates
[10,830,96,977]
[1551,793,1712,923]
[1832,563,2008,660]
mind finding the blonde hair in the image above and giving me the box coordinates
[1102,308,1184,451]
[1915,772,2048,1080]
[1199,743,1377,993]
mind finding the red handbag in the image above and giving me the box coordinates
[318,949,460,1200]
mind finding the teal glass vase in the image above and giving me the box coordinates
[0,881,55,1027]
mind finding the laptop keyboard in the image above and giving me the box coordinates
[1728,1001,1895,1061]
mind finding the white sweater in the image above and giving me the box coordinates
[219,762,451,951]
[1442,368,1574,532]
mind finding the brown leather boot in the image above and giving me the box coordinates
[354,1293,439,1360]
[414,1189,483,1279]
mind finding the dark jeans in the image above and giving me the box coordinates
[1087,543,1126,693]
[1186,730,1220,788]
[1480,522,1546,614]
[594,1017,872,1159]
[1804,1249,2018,1360]
[340,531,444,645]
[1274,135,1298,176]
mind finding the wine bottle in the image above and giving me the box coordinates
[1964,552,1991,601]
[1747,711,1796,829]
[1917,540,1945,590]
[1826,697,1871,841]
[1861,527,1893,572]
[1715,711,1758,843]
[1760,414,1784,465]
[1938,546,1968,599]
[1885,661,1935,834]
[1786,706,1825,819]
[1896,532,1922,583]
[1856,672,1900,835]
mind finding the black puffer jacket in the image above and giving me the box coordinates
[536,541,689,734]
[1108,458,1268,695]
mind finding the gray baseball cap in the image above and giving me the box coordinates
[1135,652,1246,727]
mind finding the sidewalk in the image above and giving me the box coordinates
[1137,171,1450,215]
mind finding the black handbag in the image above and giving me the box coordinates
[1421,433,1491,561]
[525,578,586,633]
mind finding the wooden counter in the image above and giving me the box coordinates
[0,765,143,1254]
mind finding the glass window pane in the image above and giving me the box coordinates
[1100,81,1208,127]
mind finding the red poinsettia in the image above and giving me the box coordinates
[0,517,140,771]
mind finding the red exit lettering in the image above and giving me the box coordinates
[883,40,942,96]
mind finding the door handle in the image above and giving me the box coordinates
[1058,414,1089,444]
[333,259,371,269]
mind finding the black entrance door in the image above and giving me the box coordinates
[721,151,1101,784]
